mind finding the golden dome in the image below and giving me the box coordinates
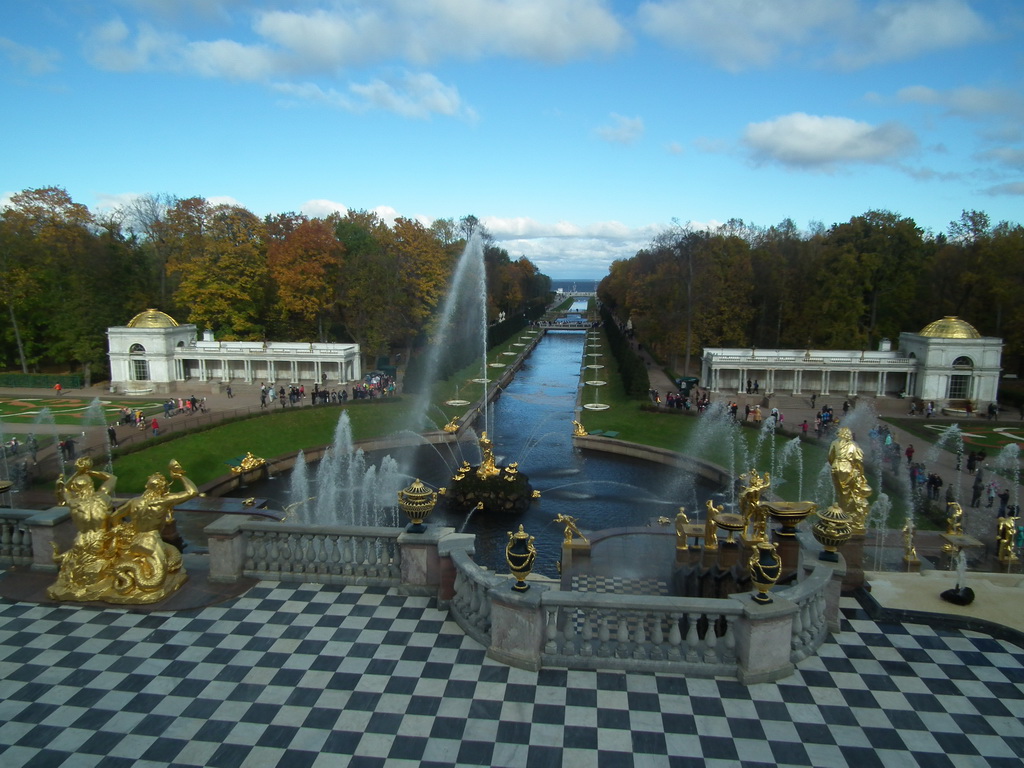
[918,316,981,339]
[126,309,179,328]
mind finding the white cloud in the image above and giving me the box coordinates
[84,18,180,72]
[637,0,850,72]
[0,37,59,74]
[596,114,644,144]
[637,0,988,72]
[206,195,243,208]
[743,113,917,169]
[897,85,1024,120]
[350,72,477,121]
[484,215,667,277]
[301,199,349,218]
[184,39,279,81]
[833,0,990,70]
[983,182,1024,197]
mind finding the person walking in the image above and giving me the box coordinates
[971,474,984,508]
[905,444,915,466]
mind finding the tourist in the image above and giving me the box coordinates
[971,474,984,508]
[150,417,160,437]
[905,444,915,466]
[987,482,998,508]
[107,425,118,447]
[998,488,1010,514]
[54,382,62,396]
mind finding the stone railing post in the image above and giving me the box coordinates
[489,583,548,671]
[397,525,454,595]
[24,507,75,572]
[436,532,476,607]
[730,593,798,685]
[204,515,246,583]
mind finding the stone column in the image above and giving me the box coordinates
[24,507,75,572]
[730,593,797,685]
[204,516,246,582]
[488,585,548,671]
[398,526,454,595]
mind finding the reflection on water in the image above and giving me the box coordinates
[218,312,717,575]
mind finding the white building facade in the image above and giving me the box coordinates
[701,316,1002,406]
[107,309,362,394]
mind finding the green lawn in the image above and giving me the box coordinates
[0,395,166,425]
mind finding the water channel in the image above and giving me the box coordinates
[221,299,719,576]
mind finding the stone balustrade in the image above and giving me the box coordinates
[0,509,842,683]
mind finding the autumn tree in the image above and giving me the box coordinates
[169,204,270,338]
[267,217,342,340]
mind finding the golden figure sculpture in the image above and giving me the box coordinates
[48,458,119,602]
[902,520,919,564]
[555,513,588,544]
[572,420,588,437]
[230,452,266,474]
[443,417,460,433]
[49,459,198,604]
[739,470,770,540]
[704,499,722,550]
[104,460,199,604]
[946,501,964,535]
[476,432,500,479]
[997,514,1019,563]
[828,427,872,532]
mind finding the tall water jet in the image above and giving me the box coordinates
[407,230,489,438]
[290,412,405,526]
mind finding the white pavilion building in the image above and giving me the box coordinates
[107,309,362,395]
[701,316,1002,407]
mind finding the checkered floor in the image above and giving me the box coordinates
[1,584,1022,768]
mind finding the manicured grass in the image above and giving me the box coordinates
[888,417,1024,451]
[112,400,415,491]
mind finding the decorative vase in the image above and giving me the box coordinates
[397,478,437,533]
[748,541,782,604]
[813,504,852,562]
[506,525,536,592]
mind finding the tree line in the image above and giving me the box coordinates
[598,210,1024,377]
[0,187,551,383]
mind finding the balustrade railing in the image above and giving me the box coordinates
[449,548,504,646]
[238,522,402,584]
[540,591,741,674]
[780,567,831,663]
[0,512,34,566]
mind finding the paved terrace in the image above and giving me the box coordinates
[1,380,1023,766]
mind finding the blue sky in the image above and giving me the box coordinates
[2,1,1022,278]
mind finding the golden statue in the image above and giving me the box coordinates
[106,460,198,604]
[704,499,722,550]
[49,458,119,601]
[674,507,691,549]
[739,470,770,540]
[555,513,588,544]
[997,514,1019,563]
[230,452,266,474]
[49,459,197,604]
[443,417,459,433]
[572,420,587,437]
[946,501,964,535]
[476,432,500,479]
[902,520,919,564]
[828,427,871,532]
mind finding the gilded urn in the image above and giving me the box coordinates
[813,504,852,562]
[748,541,782,604]
[506,525,537,592]
[763,501,817,537]
[397,478,437,533]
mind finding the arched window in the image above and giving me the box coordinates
[948,357,973,399]
[128,343,149,380]
[129,343,146,354]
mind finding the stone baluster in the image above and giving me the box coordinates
[598,616,612,657]
[632,614,648,660]
[685,613,701,662]
[721,614,737,663]
[650,614,665,660]
[703,614,720,663]
[581,612,594,657]
[667,613,683,661]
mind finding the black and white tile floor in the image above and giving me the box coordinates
[1,583,1022,767]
